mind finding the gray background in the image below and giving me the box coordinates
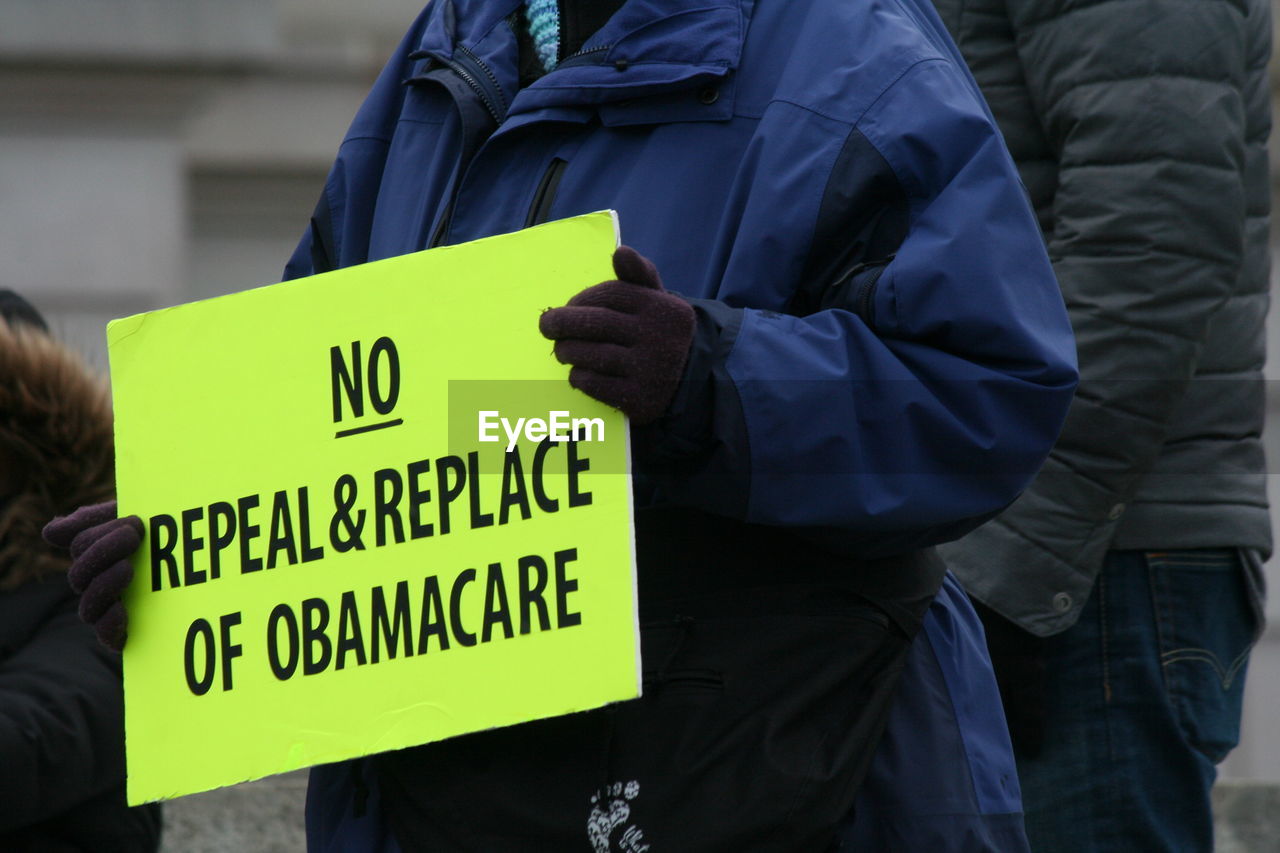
[2,0,1276,788]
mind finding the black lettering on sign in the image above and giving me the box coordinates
[331,337,404,438]
[407,459,434,539]
[567,441,592,508]
[219,612,243,691]
[518,554,551,634]
[374,467,405,547]
[532,439,560,513]
[372,580,413,663]
[182,612,243,695]
[150,514,179,591]
[184,618,216,696]
[181,507,206,586]
[368,336,401,415]
[467,451,494,530]
[449,568,478,647]
[336,590,368,670]
[302,597,333,675]
[267,603,300,680]
[499,449,532,524]
[555,547,582,628]
[436,456,465,535]
[330,474,366,552]
[267,490,298,569]
[482,561,513,642]
[208,501,236,580]
[418,575,450,654]
[297,487,325,562]
[238,494,263,574]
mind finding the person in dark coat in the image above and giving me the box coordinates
[0,291,161,852]
[46,0,1079,848]
[930,0,1272,848]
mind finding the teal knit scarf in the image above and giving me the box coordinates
[524,0,560,71]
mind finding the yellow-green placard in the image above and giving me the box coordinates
[109,211,639,805]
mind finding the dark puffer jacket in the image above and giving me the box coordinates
[0,317,161,851]
[934,0,1272,635]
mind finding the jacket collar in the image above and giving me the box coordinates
[414,0,746,120]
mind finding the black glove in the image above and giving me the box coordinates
[539,246,696,425]
[43,500,142,652]
[971,596,1047,758]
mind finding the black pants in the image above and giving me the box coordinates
[376,511,943,851]
[376,585,914,851]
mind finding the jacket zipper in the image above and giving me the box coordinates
[406,47,507,247]
[408,46,508,126]
[524,158,568,227]
[555,45,613,70]
[855,267,884,324]
[451,44,508,124]
[848,254,895,325]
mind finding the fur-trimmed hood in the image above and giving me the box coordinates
[0,322,114,588]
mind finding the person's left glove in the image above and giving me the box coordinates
[42,500,142,651]
[539,246,695,425]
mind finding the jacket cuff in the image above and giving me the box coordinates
[633,296,743,462]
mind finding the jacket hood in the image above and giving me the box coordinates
[0,322,114,588]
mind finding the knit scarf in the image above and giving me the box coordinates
[524,0,560,71]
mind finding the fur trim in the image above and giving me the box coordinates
[0,323,114,588]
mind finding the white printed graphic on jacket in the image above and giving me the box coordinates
[587,780,649,852]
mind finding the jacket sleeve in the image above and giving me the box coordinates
[637,56,1078,556]
[0,590,128,830]
[939,0,1251,635]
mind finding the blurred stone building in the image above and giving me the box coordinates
[3,0,1278,781]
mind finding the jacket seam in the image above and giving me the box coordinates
[764,56,946,130]
[1049,73,1241,97]
[1126,498,1272,507]
[722,310,753,521]
[1052,245,1234,267]
[1015,0,1244,32]
[1060,157,1239,173]
[1040,452,1121,497]
[993,517,1097,583]
[598,3,743,61]
[341,134,396,147]
[1070,382,1192,416]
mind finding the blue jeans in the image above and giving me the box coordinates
[1019,549,1261,853]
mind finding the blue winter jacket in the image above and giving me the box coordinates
[286,0,1075,847]
[285,0,1076,549]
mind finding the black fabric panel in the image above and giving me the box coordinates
[632,297,750,520]
[308,190,337,276]
[792,127,907,318]
[558,0,626,61]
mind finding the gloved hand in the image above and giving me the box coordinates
[42,500,143,652]
[971,597,1047,758]
[539,246,695,425]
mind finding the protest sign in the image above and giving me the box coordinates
[108,211,639,804]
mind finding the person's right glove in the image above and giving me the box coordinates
[970,597,1048,758]
[42,500,143,652]
[538,246,695,425]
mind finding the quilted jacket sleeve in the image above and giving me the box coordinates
[940,0,1252,635]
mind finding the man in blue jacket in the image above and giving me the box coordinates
[287,0,1077,846]
[47,0,1076,848]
